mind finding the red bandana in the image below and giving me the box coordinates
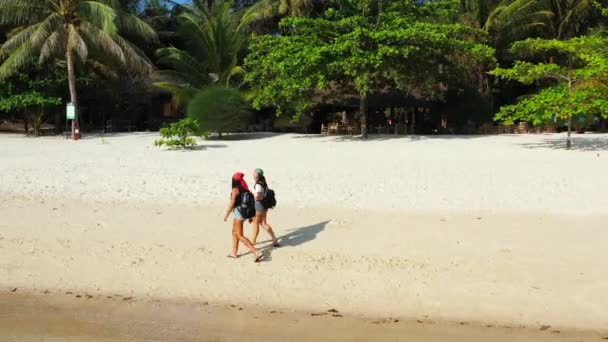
[232,172,249,191]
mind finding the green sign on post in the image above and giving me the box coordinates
[66,103,76,120]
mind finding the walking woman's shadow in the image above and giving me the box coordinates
[278,221,330,247]
[260,221,330,261]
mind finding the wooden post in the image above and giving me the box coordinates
[360,94,368,139]
[411,109,416,135]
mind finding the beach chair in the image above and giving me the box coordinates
[499,124,514,134]
[543,124,557,133]
[517,122,529,134]
[328,123,340,135]
[347,125,360,135]
[478,123,498,134]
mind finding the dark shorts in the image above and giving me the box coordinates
[255,201,266,213]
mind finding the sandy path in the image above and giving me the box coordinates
[1,197,607,332]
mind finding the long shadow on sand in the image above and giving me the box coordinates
[257,221,330,262]
[291,134,488,142]
[278,221,330,247]
[207,132,281,141]
[517,135,608,151]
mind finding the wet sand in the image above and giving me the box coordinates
[2,292,605,342]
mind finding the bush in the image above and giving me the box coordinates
[154,118,206,149]
[187,86,252,136]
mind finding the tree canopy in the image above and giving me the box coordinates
[491,35,608,147]
[246,0,496,137]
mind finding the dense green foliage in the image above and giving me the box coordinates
[0,71,63,136]
[491,35,608,147]
[187,86,251,135]
[0,0,607,145]
[154,117,204,149]
[0,0,157,132]
[245,0,496,137]
[154,0,253,105]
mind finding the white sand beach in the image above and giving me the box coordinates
[1,132,608,340]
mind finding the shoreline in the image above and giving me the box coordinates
[1,291,605,341]
[2,196,608,332]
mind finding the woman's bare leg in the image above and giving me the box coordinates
[231,220,240,257]
[234,220,260,261]
[252,213,263,244]
[261,213,279,245]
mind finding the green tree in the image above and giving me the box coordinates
[490,36,608,149]
[187,86,251,136]
[0,73,62,136]
[0,0,157,137]
[245,0,495,138]
[155,0,254,105]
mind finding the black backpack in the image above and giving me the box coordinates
[259,184,277,209]
[237,190,256,219]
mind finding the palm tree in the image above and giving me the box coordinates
[460,0,550,48]
[459,0,549,97]
[0,0,157,138]
[155,0,253,104]
[544,0,597,39]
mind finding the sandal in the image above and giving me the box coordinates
[254,253,263,263]
[227,254,238,259]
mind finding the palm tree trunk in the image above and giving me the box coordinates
[360,93,368,139]
[66,49,80,140]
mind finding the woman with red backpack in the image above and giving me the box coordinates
[224,172,262,262]
[251,168,280,247]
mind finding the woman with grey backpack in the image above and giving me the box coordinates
[251,168,280,247]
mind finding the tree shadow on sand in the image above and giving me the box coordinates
[518,135,608,151]
[258,221,330,262]
[291,134,487,143]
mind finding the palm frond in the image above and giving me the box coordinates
[79,21,126,63]
[68,24,89,62]
[156,46,210,85]
[116,12,158,43]
[0,25,38,53]
[0,0,47,26]
[39,29,67,63]
[76,1,119,35]
[112,34,154,75]
[0,13,61,79]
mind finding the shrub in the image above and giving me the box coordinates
[187,86,252,136]
[154,117,206,149]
